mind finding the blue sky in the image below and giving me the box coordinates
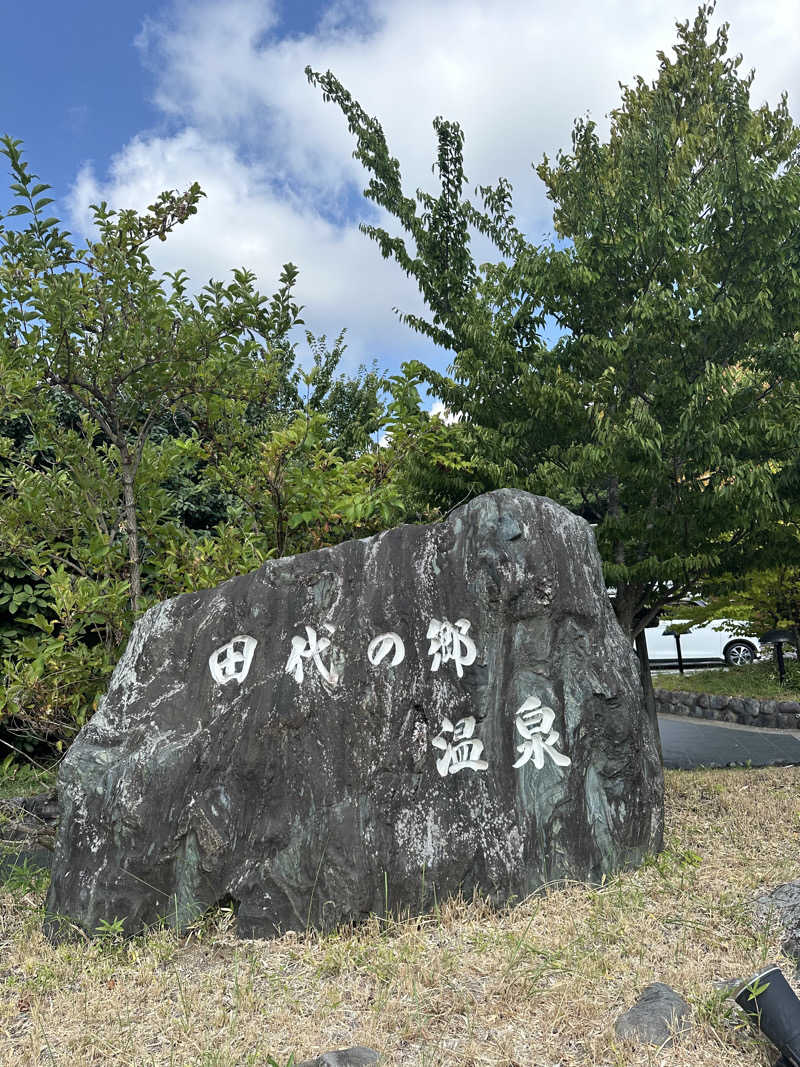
[3,4,162,199]
[3,0,799,385]
[1,2,349,178]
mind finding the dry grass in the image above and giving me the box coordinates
[2,767,799,1066]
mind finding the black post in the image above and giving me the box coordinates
[776,641,787,685]
[735,965,800,1067]
[673,633,684,675]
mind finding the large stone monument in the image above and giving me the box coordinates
[45,489,663,939]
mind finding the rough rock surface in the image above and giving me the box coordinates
[614,983,692,1046]
[45,489,663,939]
[294,1048,379,1067]
[755,881,800,961]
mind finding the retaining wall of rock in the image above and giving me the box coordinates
[654,689,800,729]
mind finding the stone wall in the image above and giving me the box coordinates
[654,689,800,729]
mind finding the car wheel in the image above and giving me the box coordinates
[724,641,756,666]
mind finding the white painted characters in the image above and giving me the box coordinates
[367,631,406,667]
[208,635,258,686]
[285,624,340,686]
[426,617,477,678]
[512,696,571,770]
[211,614,477,687]
[208,628,572,779]
[432,715,489,776]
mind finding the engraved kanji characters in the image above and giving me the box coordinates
[432,715,489,776]
[285,624,339,686]
[208,621,571,780]
[208,635,258,686]
[426,617,477,678]
[512,696,571,770]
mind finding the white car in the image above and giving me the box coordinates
[645,618,760,667]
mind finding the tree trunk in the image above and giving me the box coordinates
[634,628,663,764]
[271,485,287,557]
[120,457,143,615]
[612,581,637,636]
[610,582,662,762]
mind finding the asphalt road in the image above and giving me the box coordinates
[659,713,800,769]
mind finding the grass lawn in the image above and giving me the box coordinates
[1,764,797,1066]
[652,658,800,702]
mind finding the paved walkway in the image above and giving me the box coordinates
[659,713,800,770]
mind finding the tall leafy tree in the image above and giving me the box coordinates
[0,142,425,747]
[0,136,303,615]
[307,4,800,675]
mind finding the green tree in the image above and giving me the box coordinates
[0,142,430,748]
[0,135,303,616]
[307,4,800,677]
[698,517,800,652]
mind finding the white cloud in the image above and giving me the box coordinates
[67,0,800,377]
[429,400,462,425]
[67,127,434,375]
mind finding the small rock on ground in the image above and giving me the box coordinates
[614,982,692,1046]
[294,1047,379,1067]
[755,881,800,961]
